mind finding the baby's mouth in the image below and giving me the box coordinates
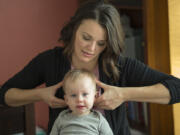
[76,105,85,109]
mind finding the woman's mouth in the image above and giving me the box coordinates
[82,50,94,57]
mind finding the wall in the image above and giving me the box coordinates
[144,0,174,134]
[0,0,78,131]
[168,0,180,135]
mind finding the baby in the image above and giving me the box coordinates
[50,69,113,135]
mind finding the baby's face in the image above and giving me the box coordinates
[64,76,96,116]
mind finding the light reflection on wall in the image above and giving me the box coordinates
[168,0,180,135]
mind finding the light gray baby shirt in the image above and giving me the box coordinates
[50,109,113,135]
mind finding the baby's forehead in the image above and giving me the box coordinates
[65,75,96,89]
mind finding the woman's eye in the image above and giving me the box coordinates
[83,35,91,41]
[97,42,105,46]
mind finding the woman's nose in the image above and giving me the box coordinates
[88,41,96,51]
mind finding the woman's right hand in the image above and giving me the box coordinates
[39,82,67,108]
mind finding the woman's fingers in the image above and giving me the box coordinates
[41,82,67,108]
[51,81,63,95]
[94,94,107,109]
[55,81,63,89]
[95,93,104,103]
[94,85,124,110]
[94,97,114,110]
[96,80,108,89]
[50,97,67,108]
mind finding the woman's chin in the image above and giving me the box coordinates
[79,58,93,63]
[80,55,98,63]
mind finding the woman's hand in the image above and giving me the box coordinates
[95,80,125,110]
[39,82,67,108]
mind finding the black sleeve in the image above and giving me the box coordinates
[0,50,50,106]
[121,57,180,104]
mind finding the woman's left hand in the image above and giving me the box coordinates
[94,80,124,110]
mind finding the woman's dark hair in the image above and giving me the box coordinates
[59,0,125,82]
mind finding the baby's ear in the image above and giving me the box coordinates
[64,95,68,103]
[95,92,97,98]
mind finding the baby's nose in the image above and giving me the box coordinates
[77,95,83,102]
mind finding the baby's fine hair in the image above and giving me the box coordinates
[63,69,96,92]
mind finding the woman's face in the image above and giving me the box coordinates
[72,19,107,64]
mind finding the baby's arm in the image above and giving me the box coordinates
[49,116,61,135]
[99,114,114,135]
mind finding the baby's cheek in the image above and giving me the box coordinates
[88,103,94,109]
[91,97,96,106]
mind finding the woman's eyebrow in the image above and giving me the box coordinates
[82,32,106,42]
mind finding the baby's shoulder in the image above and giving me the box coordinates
[90,110,104,120]
[58,109,71,118]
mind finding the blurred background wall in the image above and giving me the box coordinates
[0,0,78,131]
[168,0,180,135]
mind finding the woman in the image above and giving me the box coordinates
[0,1,180,135]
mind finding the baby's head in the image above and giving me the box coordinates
[63,69,96,116]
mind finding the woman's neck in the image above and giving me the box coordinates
[71,56,98,72]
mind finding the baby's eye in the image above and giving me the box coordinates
[83,93,88,97]
[71,94,76,97]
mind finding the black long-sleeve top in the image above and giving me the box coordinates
[0,47,180,135]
